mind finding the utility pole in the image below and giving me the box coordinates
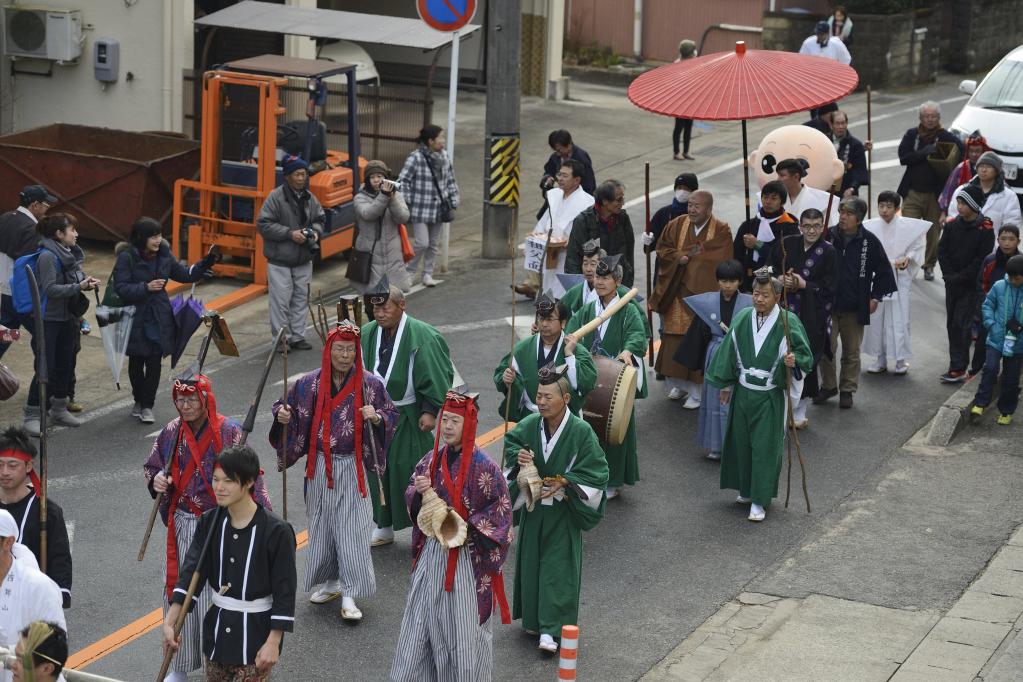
[481,0,522,259]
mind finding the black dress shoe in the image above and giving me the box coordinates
[923,268,934,281]
[839,391,853,408]
[289,339,314,350]
[812,388,838,405]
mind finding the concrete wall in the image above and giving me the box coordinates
[1,0,193,134]
[947,0,1023,73]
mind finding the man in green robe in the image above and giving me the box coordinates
[565,254,648,498]
[494,292,597,422]
[504,368,608,653]
[561,239,651,337]
[705,268,813,522]
[362,278,453,545]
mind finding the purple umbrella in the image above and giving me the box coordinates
[171,291,205,368]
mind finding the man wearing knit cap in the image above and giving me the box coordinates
[144,371,272,682]
[272,321,397,621]
[949,151,1022,232]
[938,184,996,383]
[256,154,324,351]
[0,427,72,609]
[0,509,64,682]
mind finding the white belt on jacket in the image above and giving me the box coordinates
[212,594,272,614]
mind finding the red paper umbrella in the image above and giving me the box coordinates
[628,41,858,121]
[628,41,859,224]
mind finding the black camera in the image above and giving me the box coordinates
[302,227,320,253]
[1008,318,1023,336]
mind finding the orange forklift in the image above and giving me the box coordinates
[171,54,367,310]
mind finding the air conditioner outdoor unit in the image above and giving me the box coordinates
[2,6,82,62]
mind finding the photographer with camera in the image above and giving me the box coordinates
[352,160,411,294]
[257,155,323,351]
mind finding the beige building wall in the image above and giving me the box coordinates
[1,0,193,134]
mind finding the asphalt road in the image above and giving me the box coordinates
[55,78,980,681]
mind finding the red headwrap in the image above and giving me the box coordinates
[428,391,479,591]
[165,373,224,600]
[0,449,40,494]
[960,132,991,186]
[306,322,367,494]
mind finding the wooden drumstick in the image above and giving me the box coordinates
[571,288,640,339]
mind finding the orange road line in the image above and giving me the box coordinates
[68,422,515,670]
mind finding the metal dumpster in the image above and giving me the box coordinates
[0,124,200,242]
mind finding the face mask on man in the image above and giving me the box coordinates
[675,189,691,204]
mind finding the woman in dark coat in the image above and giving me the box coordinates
[113,217,214,424]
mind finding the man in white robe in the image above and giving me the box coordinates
[515,159,595,298]
[0,511,64,682]
[862,191,930,374]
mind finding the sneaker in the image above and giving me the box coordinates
[309,580,343,604]
[923,267,934,281]
[371,527,394,547]
[839,391,853,409]
[512,282,537,298]
[289,339,314,351]
[970,405,985,417]
[894,361,909,375]
[940,370,966,383]
[537,634,559,653]
[131,402,142,418]
[706,451,721,461]
[682,395,701,410]
[667,387,684,400]
[866,362,888,374]
[997,414,1013,425]
[422,274,438,287]
[812,388,837,405]
[736,495,751,504]
[140,408,155,424]
[66,400,84,413]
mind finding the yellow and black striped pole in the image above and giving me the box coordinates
[489,134,520,207]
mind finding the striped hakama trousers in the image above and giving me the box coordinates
[304,453,376,596]
[163,509,214,673]
[390,541,493,682]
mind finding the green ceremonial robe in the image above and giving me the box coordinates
[493,332,597,422]
[561,282,652,338]
[363,313,454,530]
[504,411,609,636]
[565,296,649,488]
[705,306,813,507]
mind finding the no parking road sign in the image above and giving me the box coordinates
[417,0,476,32]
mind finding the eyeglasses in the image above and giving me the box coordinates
[174,396,201,406]
[800,223,824,231]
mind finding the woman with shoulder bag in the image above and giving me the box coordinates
[113,217,216,424]
[24,213,102,435]
[351,160,412,293]
[398,124,460,288]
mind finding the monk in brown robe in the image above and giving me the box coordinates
[649,190,733,409]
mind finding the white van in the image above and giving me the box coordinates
[951,45,1023,201]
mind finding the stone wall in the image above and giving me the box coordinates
[947,0,1023,73]
[762,10,939,89]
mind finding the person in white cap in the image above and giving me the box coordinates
[0,509,64,682]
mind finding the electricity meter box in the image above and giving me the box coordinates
[94,38,118,82]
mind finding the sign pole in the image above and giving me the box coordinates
[440,29,460,274]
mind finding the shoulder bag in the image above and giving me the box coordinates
[346,217,382,284]
[422,151,455,223]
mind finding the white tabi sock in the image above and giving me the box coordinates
[793,398,808,423]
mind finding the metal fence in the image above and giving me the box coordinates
[182,70,433,174]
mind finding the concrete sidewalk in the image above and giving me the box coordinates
[641,380,1023,682]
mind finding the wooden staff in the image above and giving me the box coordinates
[306,283,326,344]
[644,162,655,365]
[775,248,811,514]
[155,506,221,682]
[572,287,639,339]
[281,326,289,521]
[504,197,519,434]
[867,85,873,218]
[25,268,48,572]
[138,323,218,561]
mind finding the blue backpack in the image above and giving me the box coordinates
[10,248,60,315]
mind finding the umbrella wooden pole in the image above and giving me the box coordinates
[867,85,873,218]
[26,269,48,572]
[281,328,289,521]
[644,162,654,366]
[504,202,517,435]
[742,120,752,224]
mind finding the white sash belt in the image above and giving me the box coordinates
[212,594,272,613]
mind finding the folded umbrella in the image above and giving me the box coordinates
[97,304,136,390]
[171,292,205,368]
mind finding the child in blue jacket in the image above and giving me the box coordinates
[972,254,1023,424]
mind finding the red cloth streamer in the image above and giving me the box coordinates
[958,133,991,187]
[428,391,478,593]
[305,323,367,495]
[164,374,223,601]
[0,449,41,495]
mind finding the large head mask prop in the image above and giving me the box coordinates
[749,125,844,192]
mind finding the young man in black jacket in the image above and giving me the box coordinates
[0,186,53,359]
[938,185,996,382]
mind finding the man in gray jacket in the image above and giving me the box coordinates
[257,155,324,350]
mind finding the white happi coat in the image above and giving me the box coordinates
[862,215,930,362]
[529,186,594,296]
[0,546,65,682]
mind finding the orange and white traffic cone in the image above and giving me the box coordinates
[558,624,579,680]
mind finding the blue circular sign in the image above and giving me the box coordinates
[417,0,476,32]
